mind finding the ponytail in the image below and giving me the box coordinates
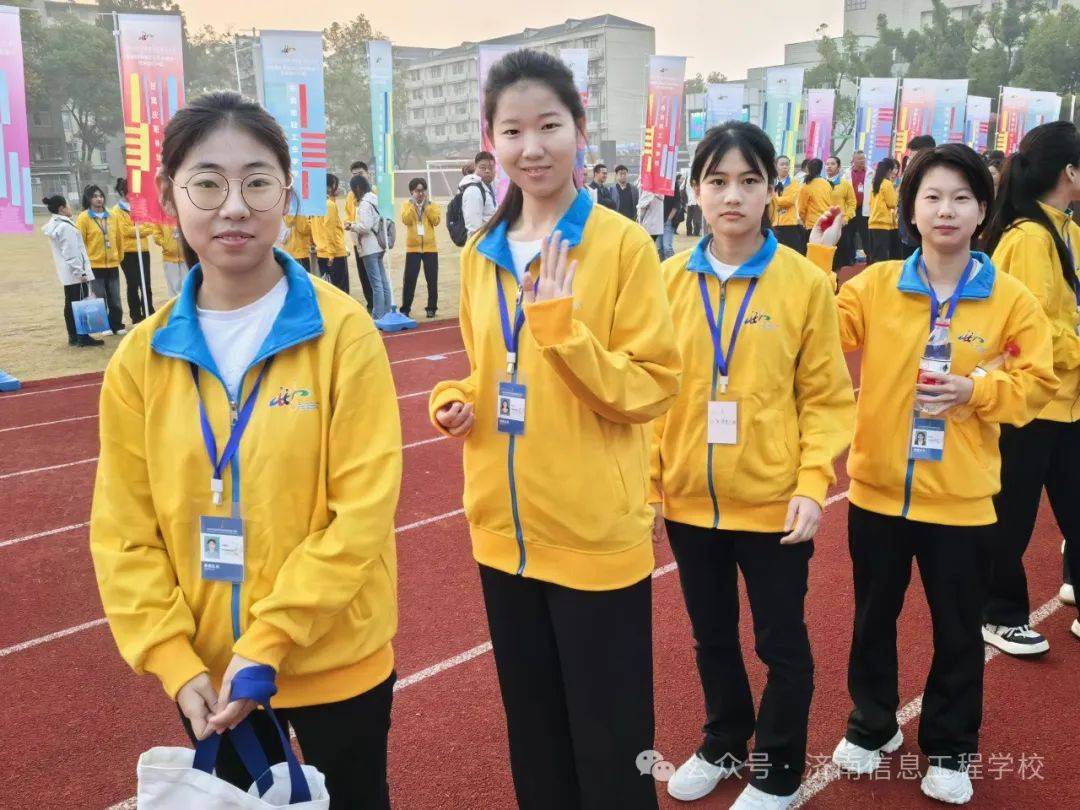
[980,121,1079,289]
[805,158,824,183]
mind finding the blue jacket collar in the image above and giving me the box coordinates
[117,200,131,212]
[897,248,997,300]
[686,230,779,279]
[89,209,108,219]
[477,187,594,277]
[151,248,325,382]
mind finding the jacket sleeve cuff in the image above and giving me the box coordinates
[805,243,836,275]
[524,297,574,347]
[233,619,293,670]
[794,468,832,508]
[968,375,994,410]
[143,635,209,700]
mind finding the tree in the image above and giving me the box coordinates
[184,26,241,98]
[805,25,874,153]
[906,0,983,79]
[1016,5,1080,95]
[33,13,123,181]
[323,15,381,174]
[968,0,1046,96]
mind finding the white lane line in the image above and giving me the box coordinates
[0,457,98,481]
[383,324,459,339]
[0,618,108,658]
[0,414,97,433]
[403,435,449,451]
[0,522,89,550]
[790,595,1064,807]
[394,641,493,691]
[0,381,102,399]
[396,508,466,533]
[390,349,465,366]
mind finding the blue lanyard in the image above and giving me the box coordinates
[191,360,273,505]
[697,273,759,394]
[495,269,527,376]
[921,257,975,329]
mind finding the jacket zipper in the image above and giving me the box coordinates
[706,280,728,530]
[508,284,527,575]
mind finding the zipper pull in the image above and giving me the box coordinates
[229,399,239,426]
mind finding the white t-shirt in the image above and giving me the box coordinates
[197,277,288,399]
[508,238,543,282]
[705,248,740,283]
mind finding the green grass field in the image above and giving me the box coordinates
[0,207,695,382]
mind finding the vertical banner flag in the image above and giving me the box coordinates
[640,55,686,195]
[1026,91,1062,134]
[996,86,1030,153]
[260,30,326,216]
[0,5,31,233]
[116,13,184,224]
[688,111,706,142]
[706,82,745,128]
[367,40,394,216]
[804,89,835,162]
[896,79,968,160]
[560,48,590,187]
[853,77,898,167]
[762,66,804,161]
[964,95,992,152]
[478,44,517,202]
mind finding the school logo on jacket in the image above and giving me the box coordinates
[743,310,775,329]
[957,331,986,346]
[268,386,318,412]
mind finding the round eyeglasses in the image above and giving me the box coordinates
[173,171,291,212]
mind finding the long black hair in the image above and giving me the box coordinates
[690,121,777,229]
[872,158,898,195]
[160,91,291,267]
[478,49,586,238]
[981,121,1079,289]
[804,158,824,183]
[350,173,371,200]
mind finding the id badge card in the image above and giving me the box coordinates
[909,418,946,462]
[199,515,245,582]
[497,381,526,436]
[416,220,425,237]
[707,400,739,445]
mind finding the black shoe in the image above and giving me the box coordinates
[400,310,410,318]
[68,336,78,346]
[77,335,105,347]
[426,309,437,318]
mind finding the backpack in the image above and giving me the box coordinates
[446,182,486,247]
[366,198,396,251]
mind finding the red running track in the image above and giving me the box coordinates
[0,317,1076,809]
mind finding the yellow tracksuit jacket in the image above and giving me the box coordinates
[869,182,899,230]
[401,201,442,253]
[310,197,347,259]
[75,209,123,268]
[770,178,802,228]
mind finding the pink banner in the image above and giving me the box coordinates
[804,89,835,162]
[894,81,932,162]
[640,56,686,195]
[117,13,185,224]
[0,6,32,233]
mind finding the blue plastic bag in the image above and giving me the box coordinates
[72,294,108,335]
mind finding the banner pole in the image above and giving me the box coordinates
[232,34,243,93]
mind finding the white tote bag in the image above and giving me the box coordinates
[137,665,330,809]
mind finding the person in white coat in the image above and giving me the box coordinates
[637,189,664,255]
[349,174,392,319]
[42,194,103,347]
[461,150,498,237]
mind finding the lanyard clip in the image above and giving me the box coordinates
[210,477,224,506]
[506,351,517,375]
[719,375,729,395]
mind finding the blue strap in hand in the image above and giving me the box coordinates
[192,664,312,804]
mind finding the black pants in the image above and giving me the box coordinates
[318,256,349,294]
[846,504,991,770]
[666,521,813,796]
[478,564,658,809]
[62,282,89,340]
[354,247,373,311]
[868,229,900,264]
[850,213,870,258]
[120,250,154,323]
[773,225,806,254]
[401,252,438,316]
[686,205,702,236]
[90,266,124,332]
[296,256,311,273]
[179,673,394,810]
[987,419,1080,626]
[834,223,855,271]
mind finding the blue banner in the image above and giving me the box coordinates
[260,30,326,216]
[367,40,394,216]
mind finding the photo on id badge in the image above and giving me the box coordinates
[910,417,945,462]
[497,378,527,436]
[200,515,245,582]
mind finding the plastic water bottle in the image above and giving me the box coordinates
[915,319,952,416]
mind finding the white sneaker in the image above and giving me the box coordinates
[1070,618,1080,640]
[981,623,1050,656]
[667,752,743,801]
[831,729,903,774]
[1061,583,1076,606]
[729,783,798,809]
[115,327,128,335]
[920,765,973,804]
